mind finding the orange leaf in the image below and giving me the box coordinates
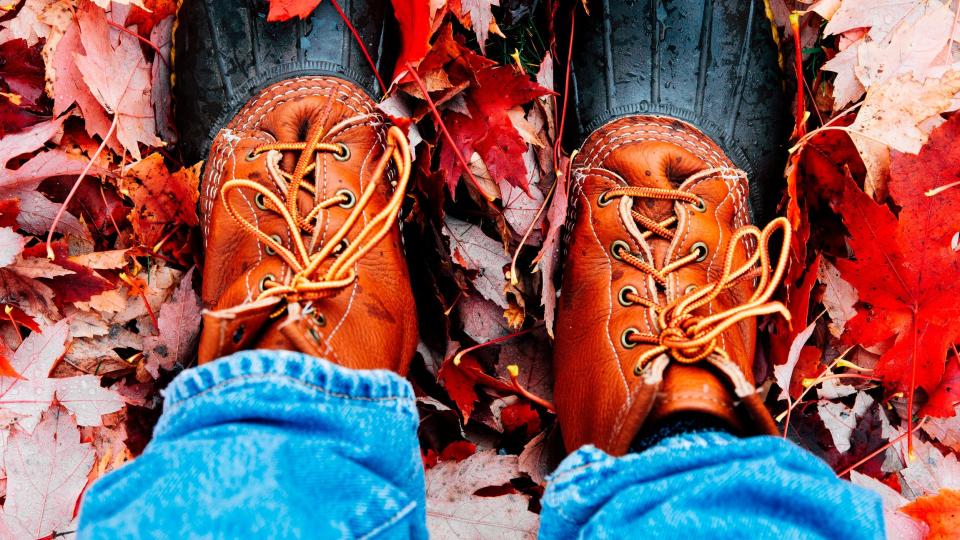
[902,489,960,540]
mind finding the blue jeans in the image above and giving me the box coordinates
[77,351,884,539]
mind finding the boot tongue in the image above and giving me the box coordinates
[259,95,343,172]
[604,141,708,265]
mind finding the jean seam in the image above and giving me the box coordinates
[166,372,414,413]
[358,500,419,539]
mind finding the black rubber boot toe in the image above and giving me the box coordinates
[567,0,789,222]
[174,0,395,163]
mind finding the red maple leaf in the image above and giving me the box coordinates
[125,0,178,36]
[21,242,113,305]
[922,353,960,417]
[438,67,550,194]
[835,114,960,426]
[266,0,323,22]
[0,39,45,105]
[392,0,434,72]
[403,26,551,194]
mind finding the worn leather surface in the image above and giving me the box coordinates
[554,115,775,455]
[197,76,417,373]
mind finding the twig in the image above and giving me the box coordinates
[46,116,118,259]
[837,417,927,478]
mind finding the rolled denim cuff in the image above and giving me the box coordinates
[155,349,418,442]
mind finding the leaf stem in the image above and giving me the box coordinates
[404,62,495,204]
[46,115,118,259]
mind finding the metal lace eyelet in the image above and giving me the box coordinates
[691,242,708,262]
[620,328,640,349]
[597,191,614,207]
[265,234,282,256]
[333,143,350,161]
[313,312,327,327]
[691,197,707,213]
[254,192,268,210]
[258,273,275,292]
[336,188,356,209]
[308,327,321,341]
[633,364,643,376]
[245,149,259,162]
[618,285,638,306]
[333,238,349,255]
[684,284,697,295]
[611,240,630,260]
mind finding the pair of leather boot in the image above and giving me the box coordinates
[176,0,791,455]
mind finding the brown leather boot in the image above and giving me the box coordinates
[553,116,791,454]
[195,76,418,373]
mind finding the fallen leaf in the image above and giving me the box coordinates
[774,318,819,401]
[445,217,510,308]
[392,0,434,71]
[75,1,162,158]
[835,114,960,420]
[0,406,94,539]
[818,391,874,453]
[50,8,114,147]
[902,488,960,539]
[896,437,960,499]
[0,0,58,45]
[124,153,199,247]
[142,266,200,378]
[454,0,501,54]
[818,258,858,337]
[266,0,323,21]
[849,71,960,154]
[425,449,538,539]
[0,39,46,105]
[0,115,65,169]
[0,228,25,267]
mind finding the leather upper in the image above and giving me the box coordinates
[196,76,417,372]
[554,115,782,455]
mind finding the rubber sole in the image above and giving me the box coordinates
[566,0,789,222]
[173,0,394,163]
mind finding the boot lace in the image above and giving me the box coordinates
[220,117,410,303]
[595,167,791,383]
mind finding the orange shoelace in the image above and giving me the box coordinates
[220,118,410,303]
[596,167,791,381]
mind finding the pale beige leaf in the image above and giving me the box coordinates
[0,407,94,539]
[0,228,25,268]
[774,318,818,400]
[922,407,960,452]
[849,70,960,154]
[822,38,866,108]
[69,249,129,269]
[852,2,955,89]
[818,258,858,337]
[426,449,538,539]
[818,391,874,453]
[445,217,510,308]
[9,256,74,279]
[54,375,124,426]
[458,0,501,54]
[0,0,57,45]
[142,267,201,378]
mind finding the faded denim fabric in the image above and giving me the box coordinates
[77,350,427,539]
[79,350,884,539]
[540,433,885,540]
